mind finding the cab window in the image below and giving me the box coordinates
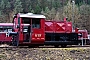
[32,18,40,29]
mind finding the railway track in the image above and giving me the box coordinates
[0,44,90,48]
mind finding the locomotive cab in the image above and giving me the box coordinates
[12,13,46,46]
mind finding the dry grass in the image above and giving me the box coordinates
[0,46,89,60]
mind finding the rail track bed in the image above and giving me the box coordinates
[0,44,90,60]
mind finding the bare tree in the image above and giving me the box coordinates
[79,4,90,33]
[63,0,80,28]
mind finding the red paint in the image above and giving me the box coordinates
[0,23,13,42]
[13,13,45,44]
[45,20,72,33]
[78,30,88,39]
[31,19,45,43]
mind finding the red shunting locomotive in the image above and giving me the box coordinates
[9,13,79,47]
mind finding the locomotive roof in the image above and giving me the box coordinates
[0,23,13,26]
[18,13,46,18]
[0,23,30,26]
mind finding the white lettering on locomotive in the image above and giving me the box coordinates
[35,34,41,37]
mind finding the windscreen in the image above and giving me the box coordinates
[22,18,31,24]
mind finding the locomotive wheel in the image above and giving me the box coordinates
[61,45,67,48]
[12,36,19,46]
[12,40,18,46]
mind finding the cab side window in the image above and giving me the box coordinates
[32,18,40,29]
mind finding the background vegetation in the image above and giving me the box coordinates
[0,0,90,33]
